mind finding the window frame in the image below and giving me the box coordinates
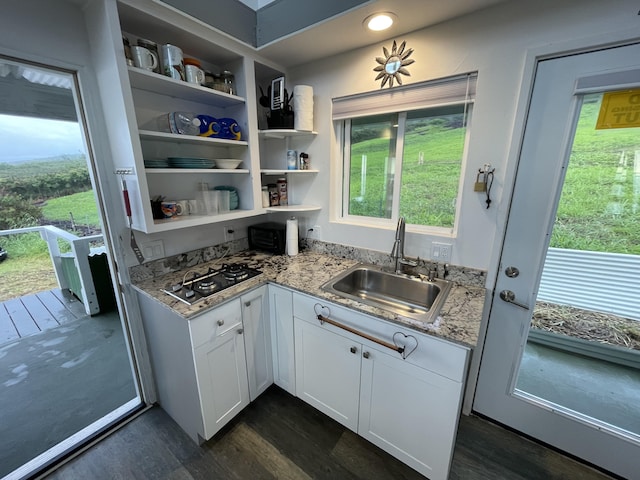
[337,96,474,236]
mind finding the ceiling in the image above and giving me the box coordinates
[255,0,509,67]
[160,0,510,68]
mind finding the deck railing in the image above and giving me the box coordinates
[0,225,104,315]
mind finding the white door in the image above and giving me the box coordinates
[242,285,273,401]
[358,346,462,480]
[269,285,295,394]
[195,320,249,440]
[474,42,640,479]
[294,318,362,431]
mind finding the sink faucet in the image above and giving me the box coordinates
[390,217,417,274]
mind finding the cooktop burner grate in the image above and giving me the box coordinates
[161,263,261,305]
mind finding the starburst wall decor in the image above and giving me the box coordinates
[374,40,414,88]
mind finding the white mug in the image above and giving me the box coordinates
[185,64,205,85]
[131,45,158,71]
[175,200,190,216]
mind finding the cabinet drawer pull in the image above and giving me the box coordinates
[314,303,418,359]
[217,320,224,326]
[350,346,357,354]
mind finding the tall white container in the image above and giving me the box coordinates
[286,217,299,256]
[293,85,313,132]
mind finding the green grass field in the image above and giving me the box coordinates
[41,190,101,227]
[0,190,100,301]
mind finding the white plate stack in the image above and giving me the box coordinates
[293,85,313,132]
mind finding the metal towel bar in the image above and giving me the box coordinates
[314,303,417,359]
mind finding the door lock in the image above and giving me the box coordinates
[505,266,520,278]
[499,290,530,310]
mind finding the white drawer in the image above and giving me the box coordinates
[293,292,469,382]
[189,299,242,349]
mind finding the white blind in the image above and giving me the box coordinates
[575,68,640,94]
[332,72,477,120]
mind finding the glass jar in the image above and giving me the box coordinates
[212,73,226,93]
[221,70,235,95]
[261,186,270,208]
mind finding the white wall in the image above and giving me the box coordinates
[287,0,640,281]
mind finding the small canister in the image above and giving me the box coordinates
[287,150,297,170]
[299,152,309,170]
[122,36,134,66]
[277,177,288,205]
[261,186,270,208]
[268,183,279,206]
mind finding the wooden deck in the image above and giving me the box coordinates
[0,288,88,345]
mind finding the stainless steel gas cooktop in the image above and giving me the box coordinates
[161,263,262,305]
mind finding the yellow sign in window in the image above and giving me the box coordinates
[596,89,640,129]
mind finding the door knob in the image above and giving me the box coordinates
[217,319,224,326]
[499,290,530,310]
[237,328,244,334]
[362,351,370,359]
[350,346,357,354]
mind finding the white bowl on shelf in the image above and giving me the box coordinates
[215,159,243,169]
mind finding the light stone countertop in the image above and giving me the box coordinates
[132,250,486,348]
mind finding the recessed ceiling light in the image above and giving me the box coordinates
[365,13,396,32]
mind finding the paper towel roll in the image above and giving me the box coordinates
[286,217,299,256]
[294,85,314,131]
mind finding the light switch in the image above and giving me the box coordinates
[140,240,165,261]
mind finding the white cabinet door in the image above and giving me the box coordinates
[269,284,295,394]
[294,317,361,431]
[241,285,273,401]
[192,300,249,440]
[358,346,463,480]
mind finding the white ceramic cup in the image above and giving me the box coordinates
[185,64,205,85]
[187,199,198,215]
[175,200,190,216]
[131,45,158,71]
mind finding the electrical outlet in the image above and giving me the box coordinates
[432,242,452,262]
[223,225,235,241]
[307,225,321,240]
[140,240,165,261]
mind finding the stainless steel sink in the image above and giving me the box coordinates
[321,264,452,323]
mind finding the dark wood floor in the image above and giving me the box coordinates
[44,386,614,480]
[0,288,85,344]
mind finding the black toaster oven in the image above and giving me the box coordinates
[248,222,287,254]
